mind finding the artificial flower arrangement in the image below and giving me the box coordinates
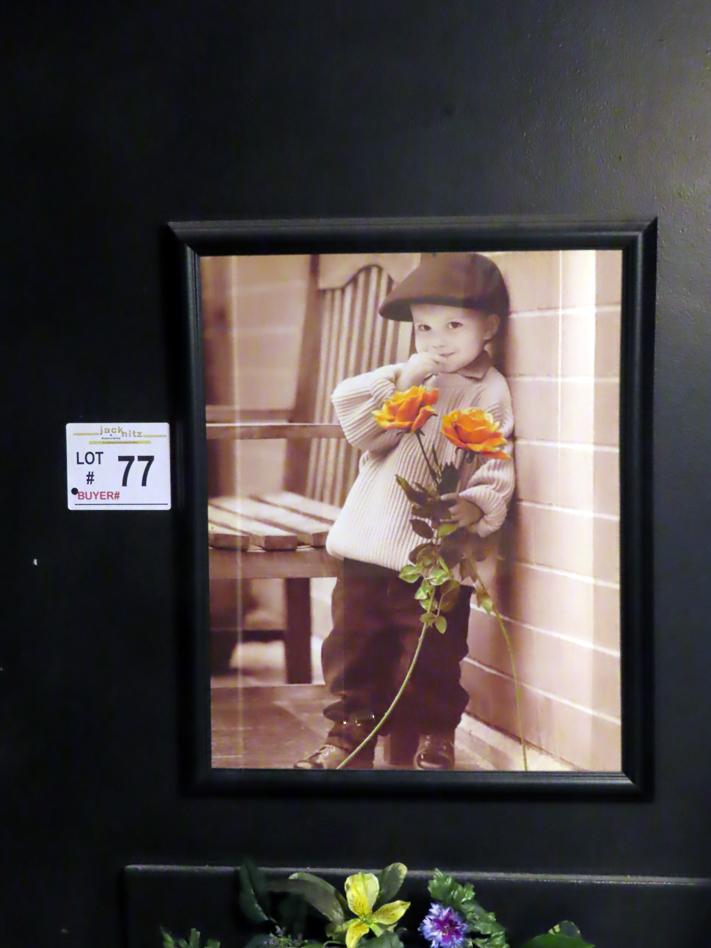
[335,385,526,771]
[161,861,594,948]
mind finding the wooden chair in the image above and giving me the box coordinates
[207,253,416,683]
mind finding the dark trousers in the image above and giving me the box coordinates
[322,558,473,746]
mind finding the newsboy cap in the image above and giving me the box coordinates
[379,252,510,321]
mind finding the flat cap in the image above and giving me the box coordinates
[379,252,510,321]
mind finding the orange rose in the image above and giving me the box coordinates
[372,386,439,432]
[441,407,510,459]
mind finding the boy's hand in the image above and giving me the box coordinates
[440,493,484,532]
[396,352,445,390]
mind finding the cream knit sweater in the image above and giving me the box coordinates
[325,351,515,581]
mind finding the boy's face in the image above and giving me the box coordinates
[410,303,499,374]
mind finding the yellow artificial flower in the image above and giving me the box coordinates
[339,872,410,948]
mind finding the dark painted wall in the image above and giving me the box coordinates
[4,2,711,945]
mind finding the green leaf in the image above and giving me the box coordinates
[160,929,177,948]
[276,892,309,937]
[437,522,459,537]
[439,542,462,568]
[239,860,273,924]
[408,542,437,565]
[439,580,461,613]
[429,569,449,586]
[375,863,408,905]
[410,518,434,538]
[478,595,494,614]
[414,499,453,520]
[437,461,460,495]
[367,933,405,948]
[205,941,221,948]
[434,615,447,634]
[244,936,275,948]
[269,873,347,924]
[399,563,421,583]
[549,922,583,938]
[395,475,428,505]
[458,557,475,582]
[519,935,593,948]
[420,612,435,627]
[415,582,432,601]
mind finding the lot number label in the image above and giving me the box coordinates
[66,423,171,510]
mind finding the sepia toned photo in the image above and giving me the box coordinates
[201,246,623,775]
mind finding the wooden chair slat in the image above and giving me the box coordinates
[254,490,340,524]
[208,522,250,551]
[212,496,328,547]
[207,422,343,441]
[210,545,342,580]
[208,503,298,550]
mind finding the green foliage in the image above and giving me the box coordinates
[438,461,460,495]
[475,584,494,614]
[275,893,309,938]
[415,582,433,601]
[434,616,447,634]
[519,921,593,948]
[549,923,583,938]
[398,563,422,583]
[243,936,322,948]
[367,933,405,948]
[439,580,461,613]
[239,860,274,924]
[427,871,509,948]
[412,498,454,521]
[408,542,437,565]
[269,872,347,924]
[395,475,428,506]
[398,563,421,583]
[375,864,408,906]
[458,556,477,582]
[243,936,276,948]
[204,863,593,948]
[160,927,221,948]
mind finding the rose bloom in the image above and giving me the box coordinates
[441,407,509,459]
[372,386,438,432]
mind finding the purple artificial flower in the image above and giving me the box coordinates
[419,902,469,948]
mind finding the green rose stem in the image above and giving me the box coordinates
[476,572,529,771]
[431,442,444,481]
[414,430,440,485]
[335,626,429,770]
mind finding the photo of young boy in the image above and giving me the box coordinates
[296,253,514,770]
[203,245,623,774]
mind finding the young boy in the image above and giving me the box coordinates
[295,252,515,771]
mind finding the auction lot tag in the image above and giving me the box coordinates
[66,423,171,510]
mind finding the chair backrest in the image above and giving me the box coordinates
[285,254,417,506]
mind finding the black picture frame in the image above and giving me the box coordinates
[168,216,656,796]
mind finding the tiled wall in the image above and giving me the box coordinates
[464,250,623,770]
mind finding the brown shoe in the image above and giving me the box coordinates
[414,732,455,770]
[294,742,374,770]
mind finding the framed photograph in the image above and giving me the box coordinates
[171,217,655,793]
